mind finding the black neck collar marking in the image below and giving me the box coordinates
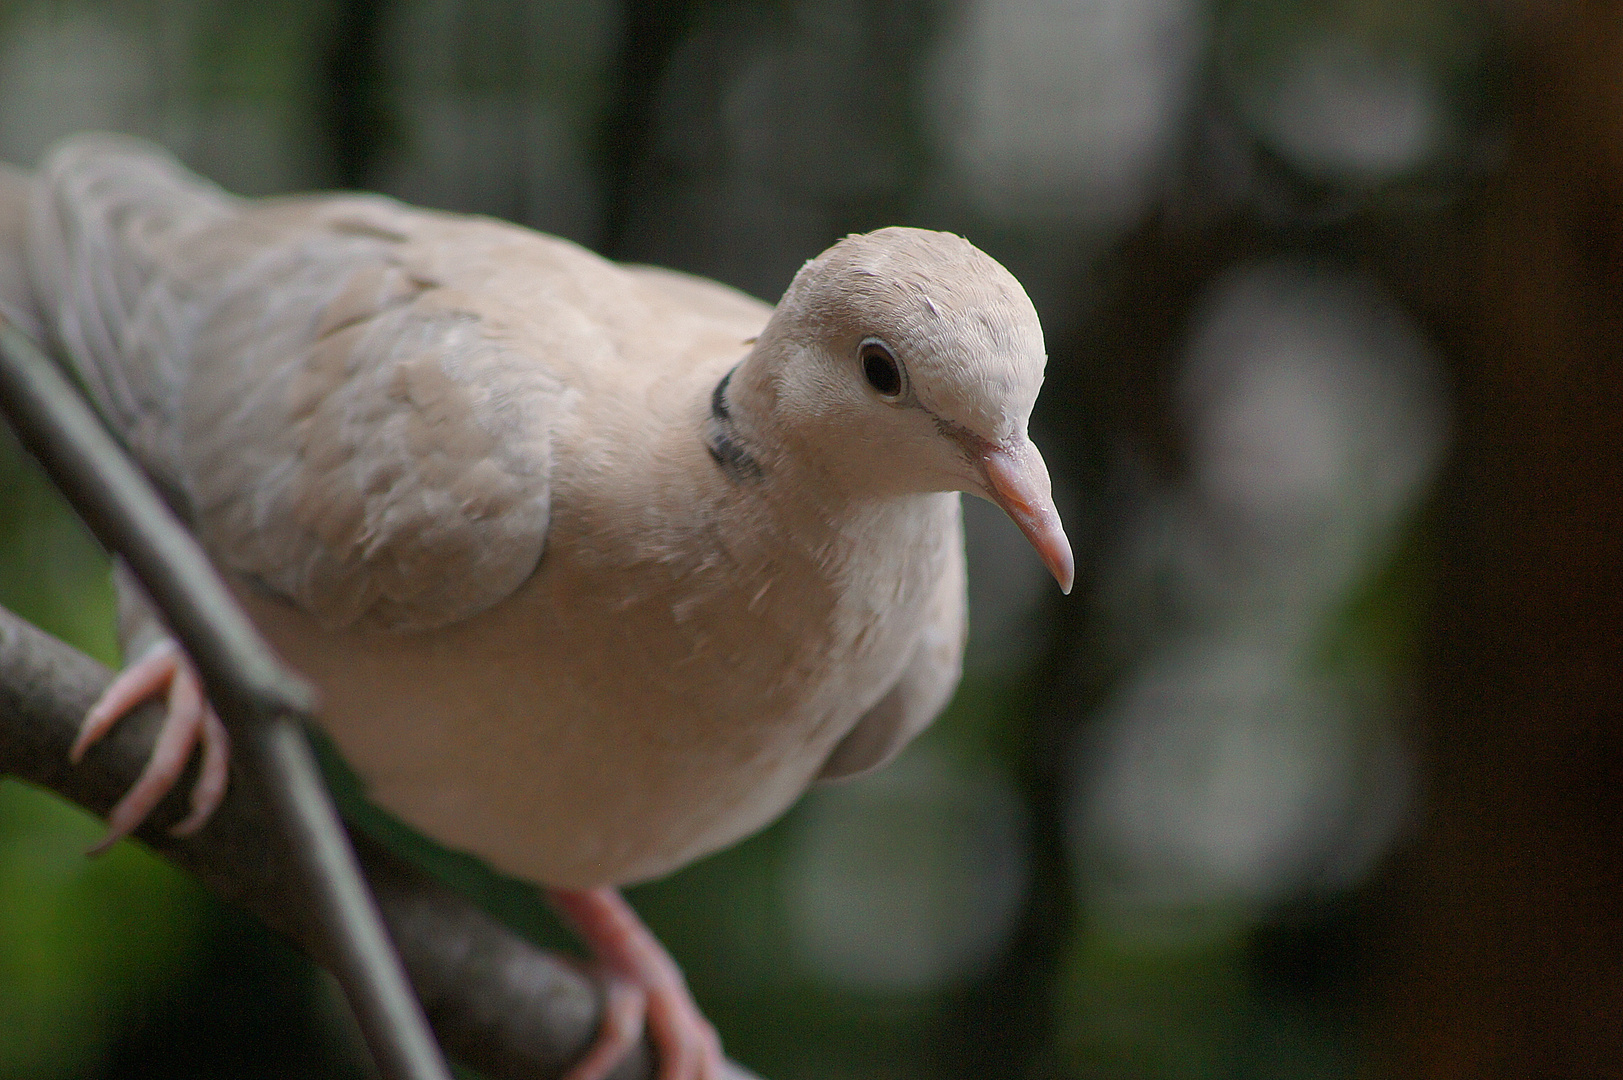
[707,365,763,482]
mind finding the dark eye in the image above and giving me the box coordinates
[860,339,903,398]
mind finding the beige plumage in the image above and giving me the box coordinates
[16,133,1070,1079]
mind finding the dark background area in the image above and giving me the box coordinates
[0,1,1617,1078]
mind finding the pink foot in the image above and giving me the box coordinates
[73,640,231,853]
[550,887,724,1080]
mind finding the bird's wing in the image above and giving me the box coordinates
[816,506,968,782]
[0,162,44,339]
[28,134,571,632]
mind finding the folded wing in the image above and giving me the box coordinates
[28,134,567,632]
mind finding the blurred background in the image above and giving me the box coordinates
[1,1,1618,1078]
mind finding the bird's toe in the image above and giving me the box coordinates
[74,641,181,763]
[644,978,724,1080]
[550,887,727,1080]
[170,705,230,836]
[559,973,648,1080]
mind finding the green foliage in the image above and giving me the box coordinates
[0,780,209,1080]
[0,430,117,665]
[0,433,208,1077]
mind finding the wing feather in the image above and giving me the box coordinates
[29,134,566,632]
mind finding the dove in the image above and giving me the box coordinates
[17,133,1071,1080]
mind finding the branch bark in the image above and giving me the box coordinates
[0,603,702,1080]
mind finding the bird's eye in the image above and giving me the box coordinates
[860,339,904,399]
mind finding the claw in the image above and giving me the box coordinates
[76,640,231,853]
[551,887,725,1080]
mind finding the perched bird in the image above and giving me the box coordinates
[16,134,1071,1080]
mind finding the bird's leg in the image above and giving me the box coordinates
[550,886,724,1080]
[73,639,231,852]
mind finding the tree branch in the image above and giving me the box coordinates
[0,603,703,1080]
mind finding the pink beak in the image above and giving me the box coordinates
[973,435,1074,594]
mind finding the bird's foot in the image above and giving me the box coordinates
[551,887,724,1080]
[73,640,230,853]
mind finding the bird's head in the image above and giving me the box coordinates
[733,227,1073,593]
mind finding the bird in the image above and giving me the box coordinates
[12,133,1072,1080]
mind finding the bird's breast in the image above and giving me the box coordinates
[242,490,958,889]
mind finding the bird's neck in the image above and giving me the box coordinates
[706,345,848,511]
[700,352,948,569]
[704,364,764,485]
[706,338,814,484]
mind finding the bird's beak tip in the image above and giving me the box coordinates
[977,436,1074,596]
[1036,523,1075,595]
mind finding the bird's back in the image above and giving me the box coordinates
[27,133,242,482]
